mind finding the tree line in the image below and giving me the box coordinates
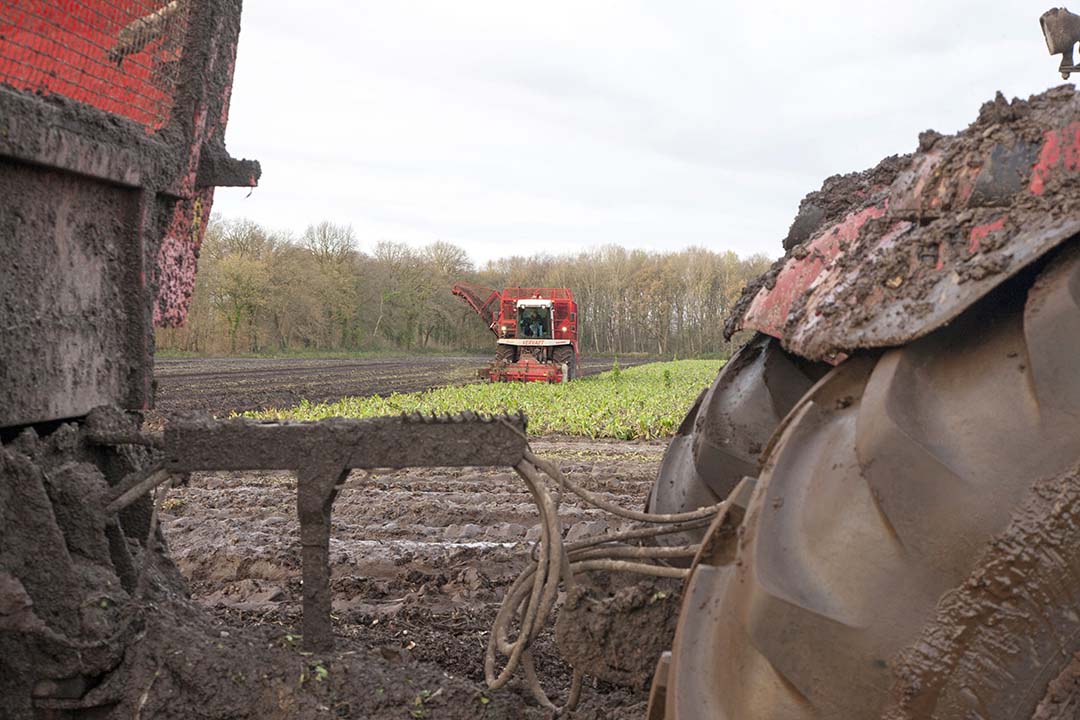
[155,216,774,358]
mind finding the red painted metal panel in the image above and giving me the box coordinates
[490,358,564,383]
[1031,121,1080,195]
[742,205,886,342]
[0,0,191,131]
[968,216,1007,254]
[1,0,257,424]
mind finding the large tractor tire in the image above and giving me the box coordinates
[553,345,576,381]
[646,334,826,547]
[495,344,516,364]
[657,243,1080,719]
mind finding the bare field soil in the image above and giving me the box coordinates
[161,437,665,718]
[151,355,657,423]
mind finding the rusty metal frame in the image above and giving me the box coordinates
[164,412,529,651]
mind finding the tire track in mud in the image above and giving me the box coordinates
[162,437,664,717]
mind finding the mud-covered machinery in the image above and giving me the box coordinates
[642,12,1080,719]
[452,283,580,382]
[0,1,263,714]
[0,0,260,428]
[0,7,542,717]
[7,3,1080,717]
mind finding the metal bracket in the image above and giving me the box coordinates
[165,412,528,651]
[1040,7,1080,78]
[195,142,262,188]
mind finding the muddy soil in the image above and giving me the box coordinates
[161,437,666,718]
[1033,654,1080,720]
[150,355,658,427]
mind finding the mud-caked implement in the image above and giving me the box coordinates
[643,13,1080,719]
[453,283,581,382]
[0,4,537,718]
[0,3,613,715]
[0,5,610,717]
[0,1,266,715]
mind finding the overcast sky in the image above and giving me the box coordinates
[212,1,1066,263]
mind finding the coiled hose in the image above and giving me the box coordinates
[485,448,727,714]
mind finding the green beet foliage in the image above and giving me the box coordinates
[247,360,721,440]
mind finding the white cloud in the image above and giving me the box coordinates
[213,1,1067,262]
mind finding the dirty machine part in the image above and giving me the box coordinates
[646,61,1080,720]
[0,1,265,716]
[165,412,528,653]
[646,334,827,549]
[723,89,1080,362]
[0,0,260,428]
[653,242,1080,719]
[1042,7,1080,78]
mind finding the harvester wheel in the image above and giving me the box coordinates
[646,334,826,548]
[656,244,1080,719]
[495,344,516,364]
[553,346,576,381]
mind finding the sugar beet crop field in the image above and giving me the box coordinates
[151,354,658,423]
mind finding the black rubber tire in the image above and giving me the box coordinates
[495,344,516,364]
[646,334,827,547]
[661,244,1080,719]
[885,461,1080,720]
[553,345,576,382]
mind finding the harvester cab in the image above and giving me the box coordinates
[516,298,552,339]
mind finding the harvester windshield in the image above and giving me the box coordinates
[517,300,552,339]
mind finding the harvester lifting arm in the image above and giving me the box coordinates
[451,282,503,336]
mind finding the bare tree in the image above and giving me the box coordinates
[302,221,357,267]
[158,214,779,358]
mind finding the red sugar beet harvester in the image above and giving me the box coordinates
[452,284,580,382]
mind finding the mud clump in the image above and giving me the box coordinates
[0,419,159,719]
[725,85,1080,359]
[555,579,681,688]
[781,153,911,253]
[884,462,1080,718]
[1033,653,1080,720]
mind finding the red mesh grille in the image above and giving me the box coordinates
[0,0,191,131]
